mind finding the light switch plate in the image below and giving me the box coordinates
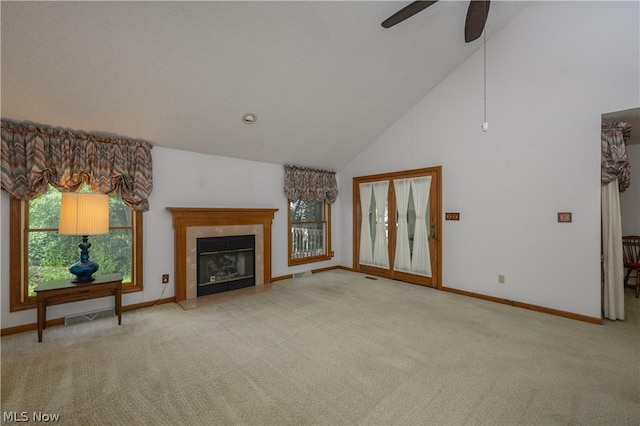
[445,212,460,221]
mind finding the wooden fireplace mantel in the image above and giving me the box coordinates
[166,207,278,301]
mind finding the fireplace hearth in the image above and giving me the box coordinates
[197,235,255,296]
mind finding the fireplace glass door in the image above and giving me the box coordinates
[197,235,255,296]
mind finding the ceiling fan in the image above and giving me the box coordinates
[381,0,490,43]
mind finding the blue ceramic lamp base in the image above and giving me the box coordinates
[69,236,100,283]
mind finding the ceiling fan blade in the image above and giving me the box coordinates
[381,1,439,28]
[464,0,490,42]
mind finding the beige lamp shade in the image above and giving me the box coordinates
[59,192,109,235]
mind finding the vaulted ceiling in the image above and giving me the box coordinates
[1,1,530,170]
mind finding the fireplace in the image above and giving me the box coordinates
[197,235,255,296]
[166,207,278,303]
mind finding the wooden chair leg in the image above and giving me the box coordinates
[636,270,639,298]
[624,268,632,286]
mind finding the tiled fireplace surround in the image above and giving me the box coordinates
[166,208,278,305]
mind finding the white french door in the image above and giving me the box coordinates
[354,167,441,288]
[359,181,391,269]
[393,176,432,277]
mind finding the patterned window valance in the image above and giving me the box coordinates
[1,119,153,211]
[284,165,338,204]
[601,121,632,193]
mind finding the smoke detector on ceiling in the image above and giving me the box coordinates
[242,113,257,124]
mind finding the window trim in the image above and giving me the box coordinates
[287,200,332,266]
[9,196,143,312]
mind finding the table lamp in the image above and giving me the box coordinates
[58,192,109,283]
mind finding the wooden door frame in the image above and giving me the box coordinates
[352,166,442,289]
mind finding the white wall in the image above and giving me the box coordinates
[620,144,640,235]
[1,147,342,328]
[338,1,640,318]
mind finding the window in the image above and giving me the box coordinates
[288,199,331,265]
[9,185,143,312]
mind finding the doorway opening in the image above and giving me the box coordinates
[600,107,639,320]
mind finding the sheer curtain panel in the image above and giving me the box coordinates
[372,181,390,268]
[359,183,374,266]
[394,179,412,272]
[410,177,432,277]
[602,179,625,320]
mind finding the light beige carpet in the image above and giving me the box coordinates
[2,270,639,425]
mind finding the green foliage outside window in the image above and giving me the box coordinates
[289,199,324,222]
[27,185,133,295]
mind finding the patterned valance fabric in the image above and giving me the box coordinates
[1,119,153,211]
[284,165,338,204]
[601,121,632,193]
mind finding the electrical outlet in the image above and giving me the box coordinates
[162,274,169,284]
[558,212,572,223]
[498,274,505,284]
